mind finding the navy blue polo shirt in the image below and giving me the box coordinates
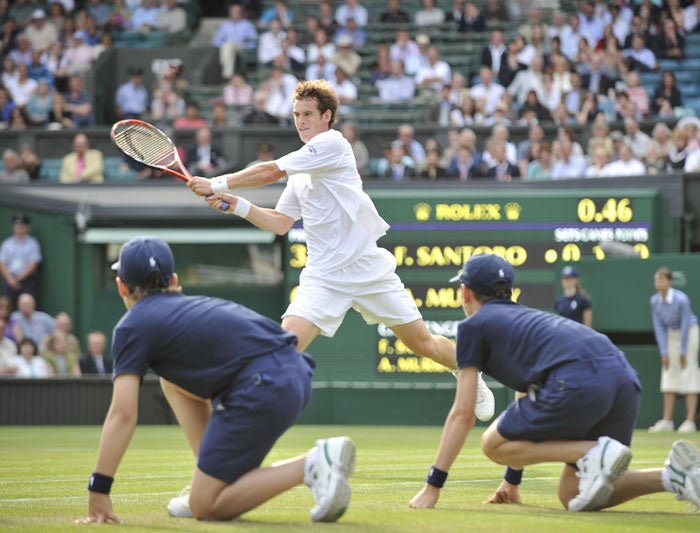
[112,293,300,399]
[554,293,591,323]
[457,299,623,392]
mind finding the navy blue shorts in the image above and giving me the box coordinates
[497,355,642,446]
[197,350,314,483]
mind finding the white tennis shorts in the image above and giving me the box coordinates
[661,324,700,394]
[283,247,422,337]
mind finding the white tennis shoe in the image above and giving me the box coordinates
[568,436,632,512]
[167,485,193,518]
[304,436,355,522]
[665,439,700,509]
[677,420,697,434]
[475,373,495,422]
[649,419,675,433]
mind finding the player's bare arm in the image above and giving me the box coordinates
[409,368,478,509]
[79,374,140,524]
[188,162,287,196]
[204,194,294,235]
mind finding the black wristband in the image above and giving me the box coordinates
[88,472,114,494]
[426,465,448,488]
[503,466,523,485]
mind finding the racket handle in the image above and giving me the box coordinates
[221,202,230,211]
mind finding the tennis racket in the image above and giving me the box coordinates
[110,119,229,209]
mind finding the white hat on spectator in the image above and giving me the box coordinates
[416,34,430,45]
[677,116,700,132]
[335,34,354,47]
[32,9,46,19]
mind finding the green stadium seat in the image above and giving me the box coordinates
[104,157,137,181]
[39,158,62,182]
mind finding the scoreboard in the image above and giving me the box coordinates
[284,188,673,381]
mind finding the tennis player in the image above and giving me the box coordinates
[187,79,494,421]
[78,236,355,524]
[409,253,700,512]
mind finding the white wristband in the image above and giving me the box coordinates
[211,175,229,194]
[233,197,251,218]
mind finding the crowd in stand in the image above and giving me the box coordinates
[0,212,112,378]
[3,0,700,181]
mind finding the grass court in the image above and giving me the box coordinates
[0,425,698,532]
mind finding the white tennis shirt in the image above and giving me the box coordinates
[275,129,390,275]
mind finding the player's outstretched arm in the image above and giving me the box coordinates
[188,162,287,197]
[205,194,295,236]
[410,368,478,509]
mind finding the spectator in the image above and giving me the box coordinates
[186,127,227,178]
[25,78,53,127]
[245,143,276,168]
[17,144,40,180]
[623,34,658,72]
[257,17,286,66]
[335,0,368,28]
[380,0,410,24]
[507,54,545,107]
[329,66,357,116]
[86,0,112,29]
[115,65,148,119]
[482,0,509,23]
[614,90,639,121]
[260,64,297,122]
[625,72,649,118]
[306,53,335,81]
[340,122,369,178]
[0,295,19,345]
[297,16,320,47]
[376,60,415,103]
[518,90,551,123]
[447,145,480,182]
[685,0,700,34]
[525,141,554,181]
[649,122,674,162]
[79,330,112,376]
[25,8,58,52]
[623,117,651,160]
[427,84,459,127]
[0,148,29,184]
[27,50,54,87]
[242,90,278,126]
[0,214,41,308]
[415,46,451,93]
[212,3,258,80]
[8,0,35,28]
[63,31,95,75]
[223,73,253,106]
[419,148,448,180]
[52,311,80,356]
[389,28,420,74]
[383,143,416,182]
[457,2,484,33]
[574,91,599,125]
[414,0,445,27]
[665,128,691,173]
[0,315,18,375]
[8,32,32,67]
[279,29,306,75]
[555,265,592,326]
[651,70,682,117]
[306,27,335,65]
[656,17,684,61]
[585,144,610,178]
[59,132,104,183]
[599,142,646,177]
[42,329,81,377]
[64,76,95,127]
[106,0,132,33]
[260,0,294,29]
[47,91,73,129]
[552,139,586,179]
[649,266,700,434]
[333,16,366,50]
[209,101,234,128]
[496,38,526,89]
[171,100,206,130]
[332,33,361,78]
[483,138,520,181]
[9,106,28,130]
[586,118,614,158]
[5,62,36,108]
[149,82,184,125]
[13,337,49,378]
[481,30,507,76]
[318,0,339,37]
[394,123,426,169]
[517,123,544,171]
[131,0,160,32]
[156,0,187,36]
[10,292,54,345]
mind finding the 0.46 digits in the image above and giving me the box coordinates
[577,198,633,223]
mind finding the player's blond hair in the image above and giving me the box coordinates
[293,80,339,126]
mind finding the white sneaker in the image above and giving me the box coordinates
[677,420,697,434]
[649,419,675,433]
[304,436,355,522]
[167,486,193,518]
[475,373,495,422]
[568,436,632,512]
[665,439,700,509]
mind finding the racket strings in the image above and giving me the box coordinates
[113,126,176,168]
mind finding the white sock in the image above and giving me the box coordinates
[661,467,675,493]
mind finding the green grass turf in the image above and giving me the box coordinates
[0,426,698,532]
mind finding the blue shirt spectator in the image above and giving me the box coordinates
[131,0,160,31]
[212,5,258,50]
[10,294,54,346]
[115,66,149,118]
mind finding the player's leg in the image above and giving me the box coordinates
[160,377,211,456]
[390,318,457,370]
[281,315,321,352]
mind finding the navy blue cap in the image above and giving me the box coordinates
[561,266,579,278]
[111,236,174,287]
[449,253,514,296]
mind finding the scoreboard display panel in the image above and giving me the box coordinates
[284,188,670,381]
